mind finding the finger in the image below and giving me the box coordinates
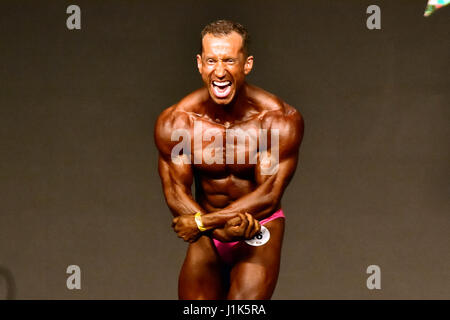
[252,219,261,238]
[256,219,261,233]
[172,217,179,228]
[227,215,242,227]
[237,213,248,232]
[244,213,254,239]
[249,219,261,239]
[230,213,247,236]
[173,221,182,232]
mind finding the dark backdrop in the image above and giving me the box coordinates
[0,0,448,299]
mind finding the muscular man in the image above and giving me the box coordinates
[155,20,304,300]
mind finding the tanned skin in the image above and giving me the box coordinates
[155,31,304,299]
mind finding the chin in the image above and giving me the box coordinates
[208,88,236,106]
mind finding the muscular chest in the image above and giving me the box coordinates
[171,115,277,178]
[167,115,267,176]
[191,120,261,176]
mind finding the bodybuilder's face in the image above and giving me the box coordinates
[197,32,253,105]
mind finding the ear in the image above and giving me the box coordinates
[244,55,254,75]
[196,54,202,74]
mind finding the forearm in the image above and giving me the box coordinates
[201,200,275,229]
[207,227,254,242]
[208,228,233,242]
[164,185,206,217]
[201,182,279,229]
[158,155,206,217]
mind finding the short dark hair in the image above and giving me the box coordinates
[200,19,250,56]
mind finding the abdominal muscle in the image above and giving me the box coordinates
[195,173,256,212]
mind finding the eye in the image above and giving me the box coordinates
[206,58,215,64]
[226,59,236,64]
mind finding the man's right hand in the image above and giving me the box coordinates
[211,213,261,242]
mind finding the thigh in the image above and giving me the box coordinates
[227,218,285,300]
[178,235,227,300]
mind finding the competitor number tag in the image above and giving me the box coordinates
[245,225,270,246]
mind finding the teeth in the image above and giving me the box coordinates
[213,81,231,87]
[213,84,232,98]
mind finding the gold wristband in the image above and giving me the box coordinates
[194,212,207,232]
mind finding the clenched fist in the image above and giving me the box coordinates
[172,214,201,243]
[212,213,261,242]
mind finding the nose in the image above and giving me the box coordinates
[214,61,226,78]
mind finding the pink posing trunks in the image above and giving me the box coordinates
[212,208,285,265]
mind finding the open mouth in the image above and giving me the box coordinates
[211,80,232,99]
